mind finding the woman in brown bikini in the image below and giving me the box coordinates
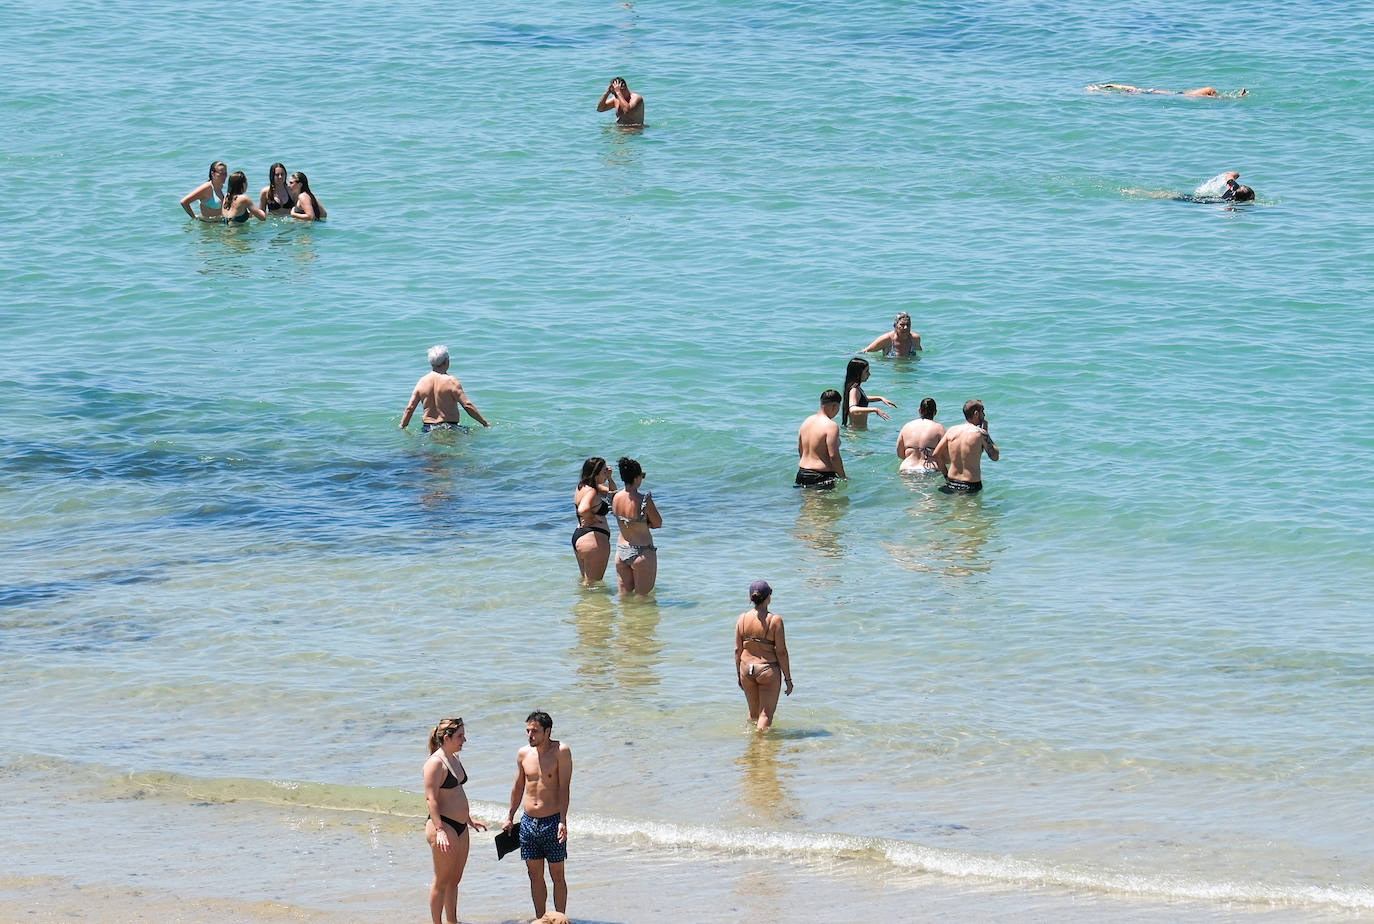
[734,580,793,730]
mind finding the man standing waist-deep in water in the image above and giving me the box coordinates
[931,398,999,494]
[596,76,644,126]
[796,389,846,488]
[400,344,491,432]
[504,711,573,922]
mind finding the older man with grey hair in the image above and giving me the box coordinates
[400,344,490,431]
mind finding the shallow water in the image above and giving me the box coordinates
[2,1,1373,920]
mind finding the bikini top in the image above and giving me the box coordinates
[266,190,295,212]
[440,761,468,789]
[854,385,869,407]
[741,614,777,651]
[206,189,222,209]
[615,492,651,530]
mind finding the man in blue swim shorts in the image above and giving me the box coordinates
[503,710,573,921]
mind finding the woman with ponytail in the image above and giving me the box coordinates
[733,580,793,730]
[287,171,327,221]
[423,717,486,924]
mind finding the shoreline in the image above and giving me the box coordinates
[1,763,1363,923]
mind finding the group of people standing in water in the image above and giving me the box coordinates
[179,160,326,224]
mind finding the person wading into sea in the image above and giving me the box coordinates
[400,344,491,432]
[795,389,846,488]
[503,711,573,923]
[931,398,999,494]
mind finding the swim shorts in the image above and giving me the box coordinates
[519,812,566,863]
[421,421,463,433]
[940,477,983,494]
[794,468,839,489]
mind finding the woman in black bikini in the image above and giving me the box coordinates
[572,456,617,585]
[734,581,793,730]
[257,162,295,215]
[842,356,895,429]
[423,717,486,924]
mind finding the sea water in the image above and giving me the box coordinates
[2,1,1372,921]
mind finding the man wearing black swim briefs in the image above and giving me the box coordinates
[932,399,999,495]
[796,389,846,489]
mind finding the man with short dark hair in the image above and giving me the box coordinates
[796,389,846,488]
[931,399,999,493]
[596,77,644,126]
[504,711,573,922]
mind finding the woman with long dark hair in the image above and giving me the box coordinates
[841,356,895,428]
[572,456,617,585]
[258,162,295,214]
[288,171,327,220]
[612,456,662,596]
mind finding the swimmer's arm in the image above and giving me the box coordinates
[455,384,490,428]
[931,434,951,478]
[291,195,316,221]
[869,394,897,408]
[827,427,846,479]
[423,757,451,850]
[734,620,745,687]
[504,750,525,830]
[910,332,922,351]
[895,430,910,460]
[555,743,572,841]
[774,620,793,694]
[596,84,616,111]
[180,182,210,218]
[399,386,423,429]
[982,426,999,461]
[248,202,267,221]
[643,493,662,529]
[861,332,893,353]
[258,186,271,212]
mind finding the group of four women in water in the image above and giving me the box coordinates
[180,161,327,224]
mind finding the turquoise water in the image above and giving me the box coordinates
[3,1,1373,920]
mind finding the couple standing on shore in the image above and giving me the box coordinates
[423,712,574,924]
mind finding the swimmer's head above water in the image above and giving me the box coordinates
[427,344,450,370]
[1222,178,1256,202]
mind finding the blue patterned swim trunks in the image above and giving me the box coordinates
[519,812,566,863]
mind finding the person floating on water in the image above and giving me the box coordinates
[596,77,644,126]
[1087,83,1247,98]
[400,345,491,432]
